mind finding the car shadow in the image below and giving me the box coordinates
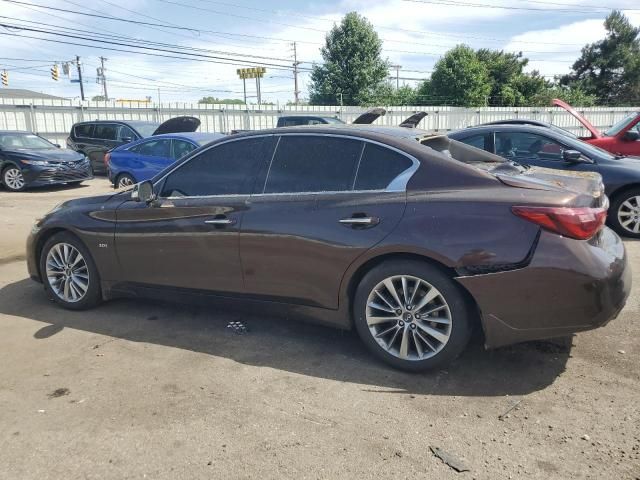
[0,277,571,397]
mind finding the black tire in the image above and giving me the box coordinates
[39,231,102,310]
[609,187,640,238]
[115,173,136,189]
[2,165,26,192]
[353,260,472,372]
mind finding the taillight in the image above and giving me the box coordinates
[512,206,607,240]
[104,152,111,167]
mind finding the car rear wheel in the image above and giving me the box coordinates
[3,166,26,192]
[610,188,640,238]
[40,232,102,310]
[116,173,136,189]
[353,260,472,372]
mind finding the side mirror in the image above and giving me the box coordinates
[131,180,155,203]
[623,130,640,142]
[563,149,586,163]
[121,136,133,144]
[54,143,61,148]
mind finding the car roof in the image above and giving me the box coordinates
[73,120,158,126]
[0,130,34,134]
[451,124,562,135]
[240,124,429,140]
[152,132,225,141]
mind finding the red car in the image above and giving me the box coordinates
[553,99,640,156]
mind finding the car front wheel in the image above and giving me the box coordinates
[610,188,640,238]
[353,260,472,372]
[40,232,102,310]
[3,166,26,191]
[116,173,136,189]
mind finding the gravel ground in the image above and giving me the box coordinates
[0,178,638,479]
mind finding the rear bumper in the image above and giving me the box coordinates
[456,227,631,349]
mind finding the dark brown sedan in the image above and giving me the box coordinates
[26,126,631,371]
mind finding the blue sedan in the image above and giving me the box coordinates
[107,132,225,188]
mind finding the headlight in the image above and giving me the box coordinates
[20,159,49,166]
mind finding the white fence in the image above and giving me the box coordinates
[1,97,637,146]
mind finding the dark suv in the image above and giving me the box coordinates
[66,117,200,175]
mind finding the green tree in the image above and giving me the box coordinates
[562,10,640,105]
[198,96,245,105]
[91,95,106,101]
[363,83,418,106]
[419,45,491,107]
[309,12,389,105]
[529,85,596,107]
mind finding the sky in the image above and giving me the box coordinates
[1,0,639,104]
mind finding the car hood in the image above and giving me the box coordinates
[552,99,602,139]
[153,116,201,135]
[2,148,85,163]
[352,108,386,125]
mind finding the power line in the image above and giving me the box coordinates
[402,0,638,13]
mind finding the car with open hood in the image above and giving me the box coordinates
[0,131,92,192]
[66,116,201,175]
[27,125,629,371]
[449,123,640,237]
[552,99,640,156]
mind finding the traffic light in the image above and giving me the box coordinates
[1,70,8,87]
[51,64,59,81]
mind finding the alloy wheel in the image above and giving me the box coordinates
[617,195,640,234]
[365,275,452,361]
[117,175,135,188]
[4,168,25,191]
[45,243,90,303]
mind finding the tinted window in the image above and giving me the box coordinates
[355,144,413,191]
[264,136,362,193]
[74,124,93,138]
[161,137,267,197]
[459,134,489,152]
[495,132,565,162]
[172,139,197,159]
[118,125,136,142]
[133,139,171,157]
[94,124,118,140]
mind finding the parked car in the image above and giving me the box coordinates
[449,124,640,238]
[27,126,630,371]
[0,131,92,192]
[107,132,225,188]
[66,117,200,175]
[276,115,345,127]
[552,99,640,156]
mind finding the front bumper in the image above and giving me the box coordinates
[22,160,93,187]
[457,227,631,349]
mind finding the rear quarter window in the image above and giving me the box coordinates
[74,124,94,138]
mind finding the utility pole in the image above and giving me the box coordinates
[76,56,85,101]
[242,77,247,105]
[390,64,402,90]
[99,56,108,100]
[292,42,300,105]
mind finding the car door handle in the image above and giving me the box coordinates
[205,218,235,225]
[339,216,379,226]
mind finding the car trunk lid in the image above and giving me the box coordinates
[552,99,602,139]
[152,116,201,135]
[496,166,606,208]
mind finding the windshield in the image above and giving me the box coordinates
[132,122,160,138]
[0,133,56,150]
[605,113,639,137]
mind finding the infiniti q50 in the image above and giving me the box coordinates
[27,126,630,371]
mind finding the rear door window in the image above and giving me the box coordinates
[74,124,94,138]
[263,135,363,193]
[354,143,414,191]
[458,134,490,152]
[94,124,118,141]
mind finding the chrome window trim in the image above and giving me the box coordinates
[155,132,420,201]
